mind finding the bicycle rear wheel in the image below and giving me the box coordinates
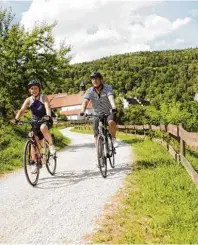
[107,135,115,168]
[45,143,57,175]
[97,135,107,178]
[23,140,40,186]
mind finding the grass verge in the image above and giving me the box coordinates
[70,127,93,135]
[0,124,70,175]
[93,133,198,243]
[72,128,198,244]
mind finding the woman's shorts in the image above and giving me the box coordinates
[32,119,53,140]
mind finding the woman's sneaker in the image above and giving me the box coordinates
[31,164,38,174]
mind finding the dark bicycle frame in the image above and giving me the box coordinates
[86,112,115,177]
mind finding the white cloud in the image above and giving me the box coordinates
[174,38,184,44]
[188,9,198,18]
[20,0,191,64]
[154,38,185,50]
[172,17,191,30]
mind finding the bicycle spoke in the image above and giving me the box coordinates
[97,136,107,178]
[24,140,39,186]
[45,142,57,175]
[107,135,115,168]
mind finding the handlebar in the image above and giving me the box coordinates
[18,119,49,125]
[85,113,110,120]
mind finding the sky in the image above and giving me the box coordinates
[0,0,198,64]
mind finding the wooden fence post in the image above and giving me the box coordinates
[179,123,186,157]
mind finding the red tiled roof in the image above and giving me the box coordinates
[61,109,81,116]
[48,92,92,109]
[48,94,67,108]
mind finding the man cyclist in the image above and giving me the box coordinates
[80,72,119,148]
[14,79,56,173]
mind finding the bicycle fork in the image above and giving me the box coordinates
[99,122,109,158]
[41,140,48,164]
[104,136,110,158]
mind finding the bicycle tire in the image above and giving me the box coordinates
[46,143,57,175]
[51,133,56,144]
[23,140,40,186]
[107,134,115,168]
[97,135,107,178]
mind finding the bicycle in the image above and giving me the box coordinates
[86,112,116,178]
[18,119,57,186]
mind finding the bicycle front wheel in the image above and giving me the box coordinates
[97,135,107,178]
[46,143,57,175]
[51,133,56,145]
[107,135,115,168]
[23,140,40,186]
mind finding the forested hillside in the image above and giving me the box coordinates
[54,48,198,131]
[59,48,198,106]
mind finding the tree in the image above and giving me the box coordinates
[0,8,71,121]
[115,97,125,124]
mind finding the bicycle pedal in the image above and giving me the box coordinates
[29,160,35,165]
[37,162,42,169]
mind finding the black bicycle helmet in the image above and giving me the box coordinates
[27,79,41,89]
[90,72,103,79]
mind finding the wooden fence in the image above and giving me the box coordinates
[69,121,198,189]
[117,123,198,188]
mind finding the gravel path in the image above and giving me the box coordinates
[0,128,133,244]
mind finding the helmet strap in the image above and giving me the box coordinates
[33,93,40,101]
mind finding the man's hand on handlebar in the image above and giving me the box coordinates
[111,108,117,115]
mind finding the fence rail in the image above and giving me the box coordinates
[117,124,198,152]
[68,121,198,189]
[118,123,198,189]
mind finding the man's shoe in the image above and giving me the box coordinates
[113,138,119,148]
[49,145,56,155]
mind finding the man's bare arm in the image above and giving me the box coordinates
[81,99,90,113]
[108,95,116,109]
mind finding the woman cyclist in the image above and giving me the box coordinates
[14,79,56,173]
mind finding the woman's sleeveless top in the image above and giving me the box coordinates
[29,94,46,120]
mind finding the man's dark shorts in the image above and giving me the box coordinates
[93,113,116,137]
[33,119,53,140]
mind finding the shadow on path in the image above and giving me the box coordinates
[67,143,95,152]
[36,162,132,189]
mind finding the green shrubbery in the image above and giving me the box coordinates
[0,124,26,173]
[122,101,198,132]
